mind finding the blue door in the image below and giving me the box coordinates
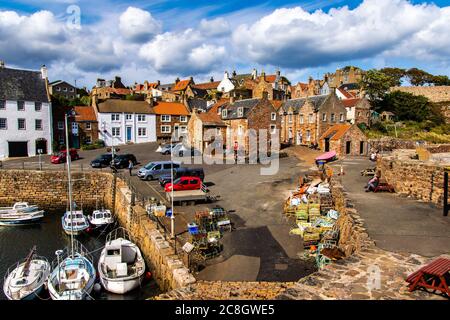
[126,126,132,142]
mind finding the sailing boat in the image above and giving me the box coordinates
[98,228,145,294]
[47,110,96,300]
[3,246,50,300]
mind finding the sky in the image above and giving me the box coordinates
[0,0,449,88]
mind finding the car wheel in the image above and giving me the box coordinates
[146,175,153,181]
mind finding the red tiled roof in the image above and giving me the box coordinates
[320,124,352,141]
[74,106,97,122]
[264,75,277,83]
[342,98,361,108]
[271,100,283,110]
[172,80,191,91]
[337,88,355,99]
[192,81,220,90]
[152,101,190,115]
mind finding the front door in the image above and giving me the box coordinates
[296,131,302,145]
[346,141,351,154]
[325,138,330,152]
[126,126,132,142]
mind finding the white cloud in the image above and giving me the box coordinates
[232,0,446,68]
[199,17,230,37]
[119,7,161,43]
[139,29,226,75]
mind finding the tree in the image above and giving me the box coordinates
[405,68,433,86]
[430,75,450,86]
[379,67,406,86]
[359,69,396,106]
[381,91,444,125]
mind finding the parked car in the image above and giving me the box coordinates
[91,153,114,168]
[164,176,202,192]
[112,154,138,169]
[159,167,205,187]
[159,143,178,155]
[51,149,79,164]
[137,161,181,180]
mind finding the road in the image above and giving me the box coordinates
[331,158,450,257]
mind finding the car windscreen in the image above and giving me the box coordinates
[144,163,155,169]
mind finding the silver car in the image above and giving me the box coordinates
[137,161,181,181]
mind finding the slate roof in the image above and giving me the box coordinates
[222,98,260,119]
[0,67,49,102]
[187,98,208,111]
[282,94,329,113]
[97,99,154,114]
[339,83,360,91]
[189,87,208,98]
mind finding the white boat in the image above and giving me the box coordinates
[61,210,90,235]
[47,241,96,300]
[3,246,50,300]
[98,228,145,294]
[0,202,44,226]
[88,209,114,231]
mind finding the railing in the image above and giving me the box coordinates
[0,161,103,172]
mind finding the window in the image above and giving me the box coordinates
[357,111,361,117]
[58,136,64,144]
[137,114,146,122]
[85,135,92,144]
[111,114,120,121]
[112,127,120,137]
[17,101,25,111]
[308,114,313,123]
[0,118,6,129]
[180,115,187,122]
[138,128,147,136]
[322,113,327,122]
[180,126,187,133]
[86,122,92,130]
[330,113,335,122]
[161,125,171,133]
[0,100,5,109]
[340,113,344,122]
[222,109,227,118]
[35,102,42,111]
[58,121,64,130]
[35,119,43,130]
[288,114,293,124]
[18,118,26,130]
[63,87,67,92]
[238,125,243,135]
[56,87,61,92]
[270,125,277,134]
[70,88,74,92]
[306,130,311,142]
[271,113,276,121]
[126,114,132,121]
[237,107,243,117]
[161,115,171,122]
[299,114,304,124]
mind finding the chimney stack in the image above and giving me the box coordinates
[210,76,214,83]
[40,65,48,80]
[0,60,4,69]
[251,68,258,80]
[224,71,229,79]
[175,77,180,84]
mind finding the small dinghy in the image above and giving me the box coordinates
[98,228,145,294]
[0,203,44,226]
[315,150,337,165]
[62,210,90,235]
[47,241,96,300]
[88,209,114,232]
[3,246,50,300]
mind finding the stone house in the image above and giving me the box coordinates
[91,77,131,99]
[220,97,280,154]
[280,93,347,146]
[187,102,227,153]
[381,111,396,122]
[73,106,99,146]
[251,72,286,101]
[342,98,371,126]
[0,64,52,159]
[95,99,156,146]
[325,66,364,89]
[319,123,368,157]
[152,101,190,142]
[48,80,77,100]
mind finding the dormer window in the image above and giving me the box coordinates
[17,101,25,111]
[237,107,244,117]
[222,109,227,118]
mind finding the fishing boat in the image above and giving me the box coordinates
[88,209,114,232]
[3,246,50,300]
[98,228,145,294]
[47,241,96,300]
[61,210,90,235]
[0,202,44,226]
[48,110,96,300]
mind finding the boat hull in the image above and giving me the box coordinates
[0,215,43,226]
[99,274,144,294]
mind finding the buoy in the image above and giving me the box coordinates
[145,272,152,281]
[93,283,102,293]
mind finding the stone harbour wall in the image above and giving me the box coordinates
[368,138,450,154]
[377,155,449,207]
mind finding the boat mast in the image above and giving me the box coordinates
[65,111,75,258]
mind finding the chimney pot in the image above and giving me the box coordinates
[40,65,48,80]
[0,60,4,68]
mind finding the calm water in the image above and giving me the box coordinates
[0,211,161,300]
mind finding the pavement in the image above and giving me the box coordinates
[330,158,450,257]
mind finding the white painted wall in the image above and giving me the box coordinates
[217,72,235,93]
[97,112,156,146]
[0,100,52,160]
[346,107,356,124]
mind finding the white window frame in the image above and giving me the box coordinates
[85,135,92,144]
[237,107,244,118]
[299,114,304,124]
[161,115,171,122]
[331,113,335,122]
[63,87,67,92]
[138,127,147,137]
[58,121,64,130]
[308,114,313,124]
[180,115,188,123]
[180,126,188,133]
[35,119,43,131]
[222,109,227,118]
[322,113,327,122]
[112,127,121,137]
[17,101,25,111]
[111,114,120,122]
[137,114,146,122]
[0,118,7,130]
[35,102,42,112]
[126,114,132,121]
[56,87,61,92]
[18,118,26,130]
[270,125,277,134]
[161,125,171,133]
[288,114,293,124]
[271,112,276,121]
[340,113,344,122]
[85,122,92,130]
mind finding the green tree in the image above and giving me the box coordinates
[379,67,406,86]
[430,75,450,86]
[405,68,433,86]
[359,69,396,106]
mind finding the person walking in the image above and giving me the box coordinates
[233,141,239,164]
[128,159,134,176]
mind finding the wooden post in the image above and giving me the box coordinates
[444,171,448,217]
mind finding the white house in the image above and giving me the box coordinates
[0,63,52,159]
[94,99,156,146]
[217,71,236,94]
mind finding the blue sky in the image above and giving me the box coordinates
[0,0,449,87]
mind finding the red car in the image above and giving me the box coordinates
[164,176,202,192]
[51,149,79,164]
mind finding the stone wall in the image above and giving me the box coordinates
[377,153,449,207]
[391,86,450,103]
